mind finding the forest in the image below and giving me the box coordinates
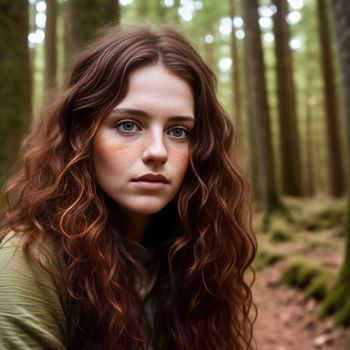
[0,0,349,349]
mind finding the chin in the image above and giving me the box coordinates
[126,198,174,215]
[132,205,167,215]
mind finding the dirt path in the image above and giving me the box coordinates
[253,261,350,350]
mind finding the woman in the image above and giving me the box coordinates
[0,25,256,350]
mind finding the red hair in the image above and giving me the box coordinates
[1,26,256,349]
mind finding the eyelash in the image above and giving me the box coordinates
[115,120,191,139]
[116,120,140,133]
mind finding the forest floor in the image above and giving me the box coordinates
[252,196,350,350]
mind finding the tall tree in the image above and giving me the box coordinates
[155,0,166,23]
[322,0,350,326]
[241,0,283,219]
[0,0,31,186]
[173,0,180,23]
[229,0,243,137]
[136,0,149,21]
[317,0,345,197]
[65,0,120,65]
[204,23,215,71]
[272,0,303,196]
[45,0,57,89]
[304,79,316,197]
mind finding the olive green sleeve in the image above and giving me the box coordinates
[0,233,68,350]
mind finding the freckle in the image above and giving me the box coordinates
[110,144,129,151]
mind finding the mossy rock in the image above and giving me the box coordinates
[280,261,302,286]
[281,260,331,292]
[270,228,292,242]
[254,249,284,271]
[305,274,333,301]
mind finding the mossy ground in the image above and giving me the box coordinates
[280,259,334,300]
[254,196,349,327]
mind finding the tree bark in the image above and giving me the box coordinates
[229,0,243,137]
[272,0,303,196]
[317,0,346,197]
[322,0,350,326]
[241,0,282,216]
[136,0,149,21]
[304,83,315,197]
[155,0,166,22]
[64,0,120,66]
[173,0,180,23]
[45,0,57,89]
[204,24,215,72]
[0,0,31,186]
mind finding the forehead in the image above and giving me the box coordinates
[127,64,190,92]
[115,64,195,115]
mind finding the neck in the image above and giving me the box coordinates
[115,209,152,244]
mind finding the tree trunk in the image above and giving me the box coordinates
[173,0,180,23]
[241,0,282,218]
[317,0,345,197]
[0,0,31,186]
[304,83,315,197]
[229,0,243,138]
[64,0,120,66]
[136,0,149,21]
[45,0,57,89]
[204,24,215,72]
[155,0,166,23]
[272,0,303,196]
[322,0,350,326]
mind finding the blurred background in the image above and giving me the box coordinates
[0,0,349,348]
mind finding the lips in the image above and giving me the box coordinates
[132,173,170,184]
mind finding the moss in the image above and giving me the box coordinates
[321,279,350,326]
[254,249,284,271]
[307,240,333,250]
[281,260,331,292]
[270,228,292,242]
[280,261,302,286]
[301,204,346,231]
[334,295,350,325]
[296,264,322,289]
[261,202,293,232]
[305,274,333,301]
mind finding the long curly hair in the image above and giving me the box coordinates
[1,26,256,349]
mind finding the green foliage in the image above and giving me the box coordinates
[254,249,284,271]
[305,274,332,301]
[270,228,292,242]
[321,279,350,326]
[299,202,346,231]
[306,239,334,250]
[281,260,332,292]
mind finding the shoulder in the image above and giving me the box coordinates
[0,231,68,349]
[0,230,66,301]
[0,231,64,281]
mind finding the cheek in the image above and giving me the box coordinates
[171,148,190,176]
[93,137,135,169]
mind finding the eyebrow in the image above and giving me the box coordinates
[111,107,195,123]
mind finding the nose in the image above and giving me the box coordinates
[142,130,168,165]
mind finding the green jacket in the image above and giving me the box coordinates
[0,232,156,349]
[0,232,68,349]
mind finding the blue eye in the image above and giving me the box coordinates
[116,121,139,133]
[168,127,189,139]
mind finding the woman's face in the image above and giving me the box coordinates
[92,64,195,222]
